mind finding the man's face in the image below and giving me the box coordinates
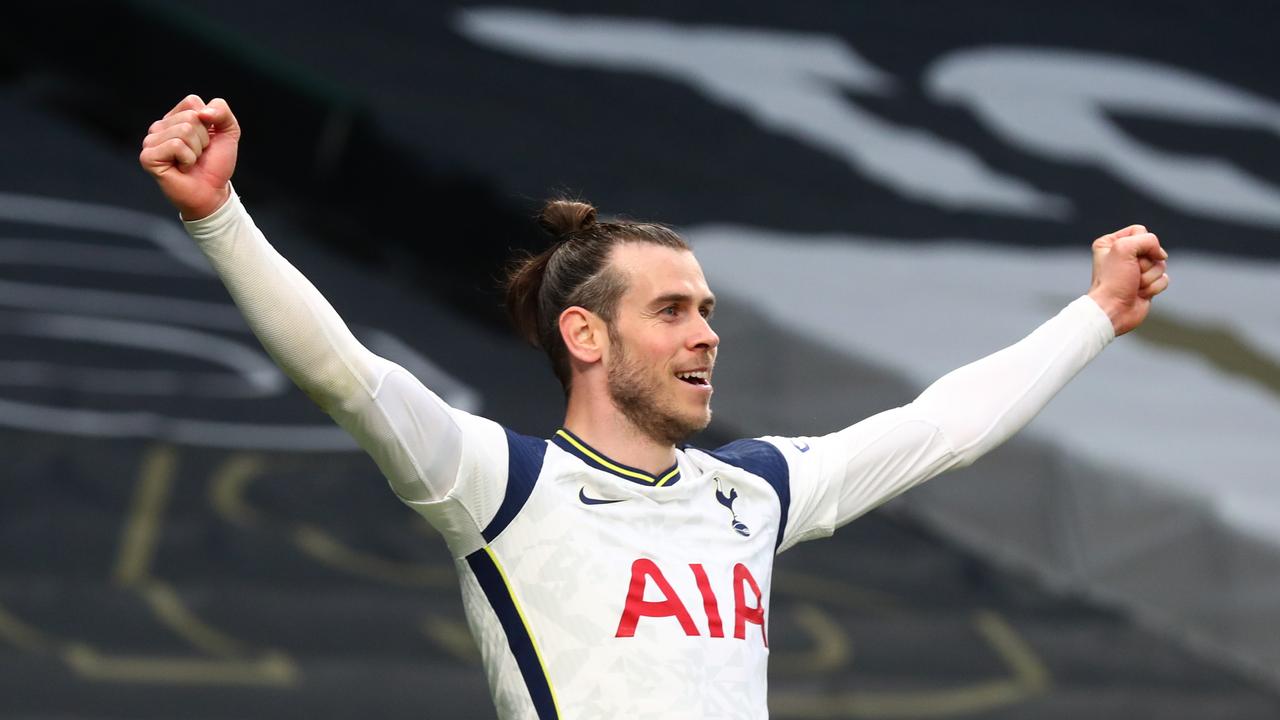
[603,243,719,446]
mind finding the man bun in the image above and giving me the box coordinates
[504,195,689,395]
[538,199,597,238]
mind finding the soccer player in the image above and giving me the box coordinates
[141,95,1168,720]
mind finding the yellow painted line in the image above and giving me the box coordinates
[113,445,176,586]
[208,453,265,527]
[769,608,1050,718]
[140,581,248,659]
[771,604,852,676]
[485,546,562,718]
[64,643,298,686]
[0,602,54,654]
[973,610,1050,692]
[4,453,293,685]
[1132,309,1279,398]
[292,524,455,588]
[556,430,660,484]
[111,450,286,665]
[419,614,481,665]
[211,453,453,588]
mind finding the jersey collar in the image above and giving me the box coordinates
[552,428,681,487]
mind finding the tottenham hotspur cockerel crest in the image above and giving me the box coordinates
[714,478,751,537]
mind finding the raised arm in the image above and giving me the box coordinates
[782,226,1170,538]
[139,95,460,502]
[909,225,1169,464]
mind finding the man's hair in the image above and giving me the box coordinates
[504,197,688,395]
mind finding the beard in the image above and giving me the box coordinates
[606,335,711,447]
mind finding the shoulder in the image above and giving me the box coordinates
[693,438,789,485]
[458,420,551,545]
[448,409,548,465]
[688,437,795,552]
[441,410,551,495]
[687,438,793,512]
[500,423,550,469]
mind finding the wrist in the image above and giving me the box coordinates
[1086,289,1125,336]
[179,186,232,222]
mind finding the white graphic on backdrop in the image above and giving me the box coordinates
[0,192,480,451]
[928,48,1280,228]
[690,226,1280,542]
[459,8,1280,229]
[457,8,1069,218]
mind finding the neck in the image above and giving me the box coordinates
[563,392,676,476]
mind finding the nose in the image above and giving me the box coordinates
[689,313,719,352]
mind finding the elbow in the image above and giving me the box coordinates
[948,449,981,470]
[901,399,1011,471]
[896,404,992,472]
[942,430,1010,471]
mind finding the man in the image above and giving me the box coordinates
[141,94,1168,720]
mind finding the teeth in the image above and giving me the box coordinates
[676,370,709,381]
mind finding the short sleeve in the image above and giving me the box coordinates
[397,409,548,558]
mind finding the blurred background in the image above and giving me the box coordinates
[1,1,1278,717]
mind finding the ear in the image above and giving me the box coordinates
[559,306,607,364]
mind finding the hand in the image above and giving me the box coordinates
[139,95,240,221]
[1086,225,1170,337]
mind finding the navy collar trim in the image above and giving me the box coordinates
[552,428,681,487]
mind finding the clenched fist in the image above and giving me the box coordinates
[1086,225,1170,337]
[139,95,240,221]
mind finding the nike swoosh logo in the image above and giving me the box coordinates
[791,439,810,452]
[579,488,628,506]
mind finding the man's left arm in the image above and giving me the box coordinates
[772,226,1169,548]
[910,224,1168,463]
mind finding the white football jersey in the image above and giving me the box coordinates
[184,193,1114,720]
[403,416,952,720]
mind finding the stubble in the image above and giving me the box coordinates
[606,336,710,447]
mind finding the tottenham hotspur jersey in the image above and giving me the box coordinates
[182,192,1115,720]
[402,414,957,720]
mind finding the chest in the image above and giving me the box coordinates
[513,463,774,553]
[486,464,780,642]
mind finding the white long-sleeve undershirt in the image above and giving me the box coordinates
[183,191,462,502]
[807,294,1114,533]
[183,191,1113,519]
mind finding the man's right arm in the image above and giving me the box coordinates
[140,95,461,502]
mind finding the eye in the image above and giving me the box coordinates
[661,305,680,317]
[699,306,713,319]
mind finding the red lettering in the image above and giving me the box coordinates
[732,563,767,647]
[615,559,699,638]
[689,563,724,638]
[614,559,766,646]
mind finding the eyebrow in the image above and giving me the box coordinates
[650,292,716,309]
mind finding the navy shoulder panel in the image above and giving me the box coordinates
[481,428,548,543]
[702,439,790,551]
